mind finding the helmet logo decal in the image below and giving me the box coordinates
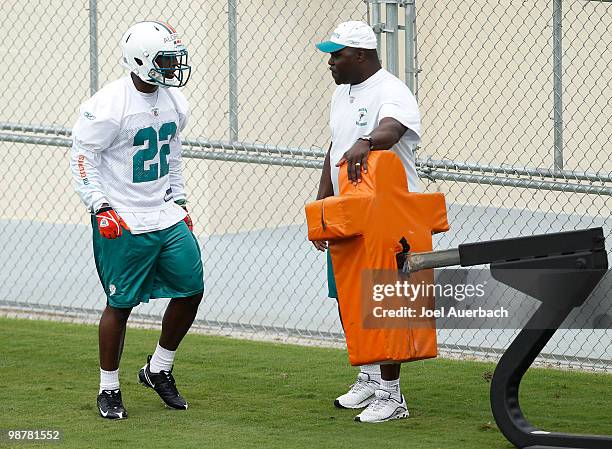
[164,33,181,44]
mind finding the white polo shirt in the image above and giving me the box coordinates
[329,68,421,194]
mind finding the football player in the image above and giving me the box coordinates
[70,20,204,420]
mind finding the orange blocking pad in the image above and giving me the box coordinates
[305,152,449,365]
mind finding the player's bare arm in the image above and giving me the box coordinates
[336,117,408,184]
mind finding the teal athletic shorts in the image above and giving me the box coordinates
[327,250,338,299]
[92,218,204,309]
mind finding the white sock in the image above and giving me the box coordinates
[380,378,402,400]
[99,368,120,394]
[149,343,176,373]
[360,364,381,382]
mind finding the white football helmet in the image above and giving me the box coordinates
[121,21,191,88]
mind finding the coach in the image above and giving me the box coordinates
[312,20,422,423]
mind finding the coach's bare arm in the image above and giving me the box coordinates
[312,143,334,251]
[337,117,408,184]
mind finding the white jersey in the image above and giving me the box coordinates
[70,76,189,234]
[329,68,422,194]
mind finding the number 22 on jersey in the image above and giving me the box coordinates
[132,122,177,183]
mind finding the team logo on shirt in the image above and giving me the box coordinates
[84,111,96,120]
[152,107,159,116]
[356,107,368,126]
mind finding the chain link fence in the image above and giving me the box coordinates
[0,0,610,371]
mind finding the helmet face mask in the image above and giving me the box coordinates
[121,21,192,88]
[150,49,191,87]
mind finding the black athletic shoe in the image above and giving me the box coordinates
[138,355,188,410]
[97,389,128,420]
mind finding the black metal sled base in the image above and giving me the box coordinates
[404,228,610,449]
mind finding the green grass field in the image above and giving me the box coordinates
[1,318,610,449]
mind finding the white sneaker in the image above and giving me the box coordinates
[354,389,409,423]
[334,372,379,409]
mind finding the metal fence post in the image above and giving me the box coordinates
[371,0,382,56]
[228,0,239,142]
[385,1,399,77]
[89,0,99,96]
[404,0,418,97]
[553,0,563,171]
